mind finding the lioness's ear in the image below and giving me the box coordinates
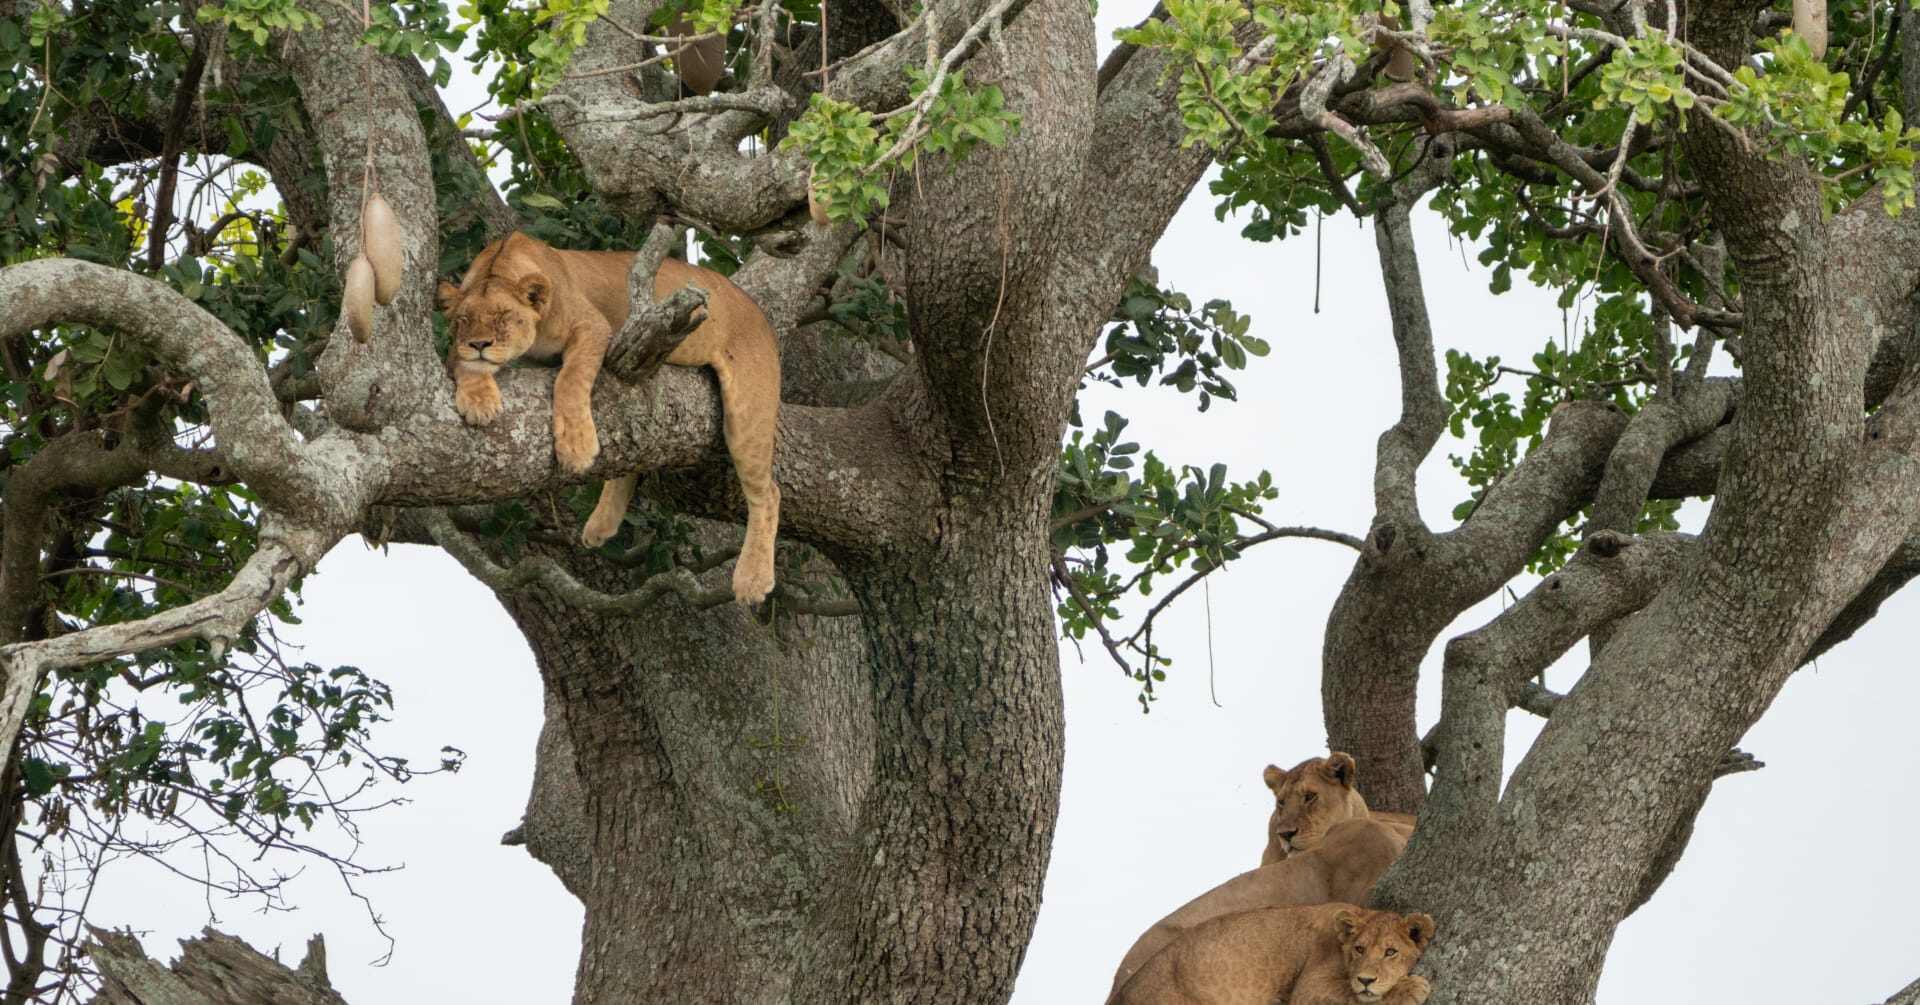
[1322,751,1357,789]
[1335,909,1364,941]
[1403,913,1435,948]
[1262,764,1286,794]
[518,273,551,312]
[436,279,462,312]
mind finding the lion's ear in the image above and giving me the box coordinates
[1322,752,1357,789]
[1335,909,1364,941]
[1262,764,1287,794]
[1402,913,1435,948]
[517,273,551,312]
[436,280,463,312]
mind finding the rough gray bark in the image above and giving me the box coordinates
[496,532,873,1004]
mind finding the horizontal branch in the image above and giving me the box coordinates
[426,511,856,617]
[374,360,937,552]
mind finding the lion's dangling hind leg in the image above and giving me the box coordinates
[713,318,781,604]
[575,254,781,604]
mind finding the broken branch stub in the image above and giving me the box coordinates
[606,225,711,384]
[86,926,349,1005]
[607,286,709,383]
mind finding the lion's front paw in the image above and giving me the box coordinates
[553,410,599,474]
[580,510,620,548]
[731,559,774,606]
[454,378,502,426]
[1386,976,1431,1005]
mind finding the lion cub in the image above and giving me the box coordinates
[1262,752,1416,865]
[1110,903,1435,1005]
[1107,818,1409,998]
[437,232,781,603]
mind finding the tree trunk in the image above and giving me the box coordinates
[499,530,874,1004]
[792,497,1064,1003]
[498,491,1064,1005]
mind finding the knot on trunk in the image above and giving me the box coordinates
[1585,530,1633,559]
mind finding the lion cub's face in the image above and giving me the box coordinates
[1337,909,1434,1003]
[436,274,548,369]
[1264,752,1364,856]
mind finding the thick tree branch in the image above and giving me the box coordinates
[372,362,937,554]
[1368,174,1452,529]
[1438,402,1630,582]
[884,0,1095,484]
[278,0,447,430]
[1412,531,1694,844]
[0,260,309,505]
[1587,381,1735,539]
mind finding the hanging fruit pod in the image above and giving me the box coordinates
[1791,0,1827,58]
[1378,12,1416,82]
[669,16,728,96]
[344,254,376,343]
[361,192,404,306]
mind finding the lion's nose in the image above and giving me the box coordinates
[1357,977,1375,988]
[469,339,492,351]
[1279,829,1298,843]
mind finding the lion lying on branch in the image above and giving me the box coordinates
[436,231,781,604]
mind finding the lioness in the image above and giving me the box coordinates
[1107,818,1408,999]
[1110,903,1435,1005]
[436,232,781,603]
[1262,753,1416,865]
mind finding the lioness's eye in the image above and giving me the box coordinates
[1353,945,1364,954]
[1384,948,1397,957]
[1304,792,1317,804]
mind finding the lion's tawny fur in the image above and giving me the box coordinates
[1108,818,1409,999]
[1110,903,1435,1005]
[1261,752,1416,866]
[437,232,781,603]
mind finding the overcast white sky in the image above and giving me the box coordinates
[71,3,1920,1001]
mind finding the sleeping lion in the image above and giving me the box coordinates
[436,231,781,603]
